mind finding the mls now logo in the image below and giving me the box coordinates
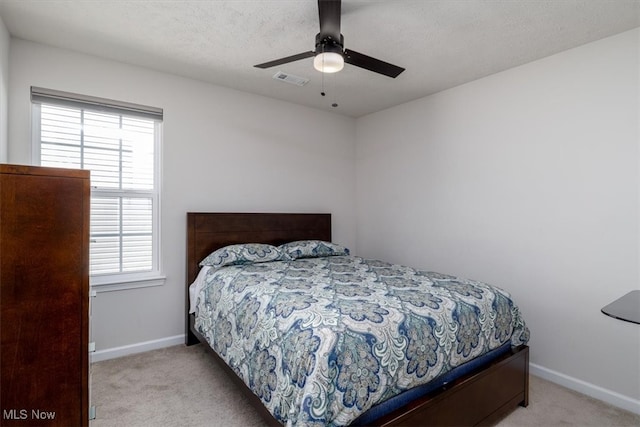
[3,409,56,420]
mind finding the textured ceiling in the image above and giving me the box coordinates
[0,0,638,117]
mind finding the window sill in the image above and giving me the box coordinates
[91,275,166,293]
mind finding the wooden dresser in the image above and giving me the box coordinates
[1,164,90,426]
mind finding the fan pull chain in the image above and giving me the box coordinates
[317,45,337,108]
[320,45,326,97]
[332,72,338,108]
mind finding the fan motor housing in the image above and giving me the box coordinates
[315,33,344,55]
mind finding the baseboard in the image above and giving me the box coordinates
[91,334,185,363]
[530,363,640,415]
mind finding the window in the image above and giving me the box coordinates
[31,87,163,290]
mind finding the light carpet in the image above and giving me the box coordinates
[90,344,639,427]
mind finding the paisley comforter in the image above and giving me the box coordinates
[193,255,529,426]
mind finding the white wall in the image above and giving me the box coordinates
[0,16,8,162]
[8,39,357,352]
[356,28,639,410]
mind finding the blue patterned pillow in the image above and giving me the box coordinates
[199,243,288,268]
[278,240,350,260]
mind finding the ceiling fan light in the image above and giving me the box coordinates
[314,52,344,73]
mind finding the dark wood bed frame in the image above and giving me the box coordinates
[186,212,529,426]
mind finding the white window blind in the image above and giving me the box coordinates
[32,87,163,286]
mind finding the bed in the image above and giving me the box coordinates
[185,212,530,426]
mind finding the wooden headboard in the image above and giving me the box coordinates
[186,212,331,284]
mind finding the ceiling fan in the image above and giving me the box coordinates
[254,0,405,78]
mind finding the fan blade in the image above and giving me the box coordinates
[344,49,405,78]
[254,51,316,69]
[318,0,341,42]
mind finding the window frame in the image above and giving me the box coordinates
[31,90,165,292]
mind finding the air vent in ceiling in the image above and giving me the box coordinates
[272,71,309,87]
